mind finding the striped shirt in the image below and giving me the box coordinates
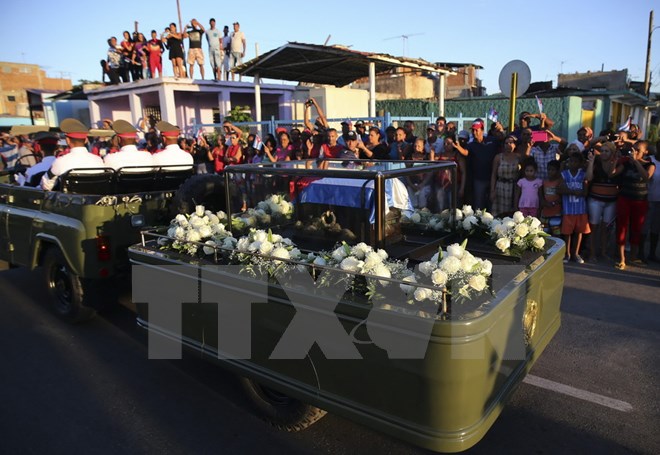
[561,168,587,215]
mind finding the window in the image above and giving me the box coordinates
[2,66,11,73]
[7,96,15,102]
[212,108,221,124]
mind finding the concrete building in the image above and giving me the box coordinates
[0,62,72,118]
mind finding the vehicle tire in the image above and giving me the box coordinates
[170,174,243,217]
[43,248,95,323]
[240,377,327,432]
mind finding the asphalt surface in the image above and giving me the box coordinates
[0,259,658,454]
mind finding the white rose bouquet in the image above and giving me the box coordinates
[489,211,548,255]
[163,205,234,256]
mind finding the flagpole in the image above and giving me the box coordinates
[176,0,183,33]
[508,72,518,133]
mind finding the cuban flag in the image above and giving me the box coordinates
[194,127,205,138]
[488,107,498,122]
[253,134,263,150]
[535,95,543,114]
[618,115,632,132]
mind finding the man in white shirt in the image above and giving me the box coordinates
[221,25,231,81]
[104,120,154,171]
[206,18,223,81]
[229,22,246,81]
[153,121,194,170]
[41,118,107,191]
[20,132,59,187]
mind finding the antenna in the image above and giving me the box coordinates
[324,34,332,46]
[383,33,425,57]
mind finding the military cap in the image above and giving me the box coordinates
[33,131,60,145]
[60,118,89,139]
[156,121,180,137]
[112,119,138,138]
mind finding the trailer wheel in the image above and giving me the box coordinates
[240,377,327,432]
[43,248,95,323]
[171,174,243,217]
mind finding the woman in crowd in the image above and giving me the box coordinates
[615,140,656,269]
[119,31,134,82]
[585,141,620,261]
[132,32,146,80]
[490,134,521,216]
[359,127,389,160]
[163,23,185,78]
[433,134,466,211]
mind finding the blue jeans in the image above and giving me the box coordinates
[472,179,490,212]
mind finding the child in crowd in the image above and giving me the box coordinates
[406,138,432,208]
[540,160,562,236]
[558,152,590,264]
[515,159,543,217]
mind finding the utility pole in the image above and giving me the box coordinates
[643,10,654,98]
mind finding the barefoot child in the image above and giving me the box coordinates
[515,159,543,217]
[558,152,590,263]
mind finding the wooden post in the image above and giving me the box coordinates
[508,72,518,133]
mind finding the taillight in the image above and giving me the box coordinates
[97,235,111,261]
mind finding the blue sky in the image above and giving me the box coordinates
[2,0,659,94]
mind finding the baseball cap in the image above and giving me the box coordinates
[458,130,470,140]
[471,119,484,130]
[345,131,358,141]
[427,124,436,131]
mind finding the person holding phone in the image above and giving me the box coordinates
[531,130,566,180]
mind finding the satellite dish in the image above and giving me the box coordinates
[499,60,531,98]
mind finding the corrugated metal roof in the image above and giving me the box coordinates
[234,42,456,87]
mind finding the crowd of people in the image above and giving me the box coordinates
[103,18,247,84]
[1,103,658,269]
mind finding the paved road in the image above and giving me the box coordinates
[0,260,658,454]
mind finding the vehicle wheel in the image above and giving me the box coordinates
[240,377,327,432]
[43,248,95,323]
[170,174,243,217]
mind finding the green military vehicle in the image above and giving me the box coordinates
[128,160,565,453]
[0,164,217,322]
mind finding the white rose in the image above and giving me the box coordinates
[253,231,267,243]
[175,214,187,224]
[198,225,213,239]
[462,215,478,231]
[513,236,525,246]
[454,209,464,221]
[271,247,291,260]
[186,230,201,243]
[256,201,268,211]
[363,251,383,270]
[208,214,220,226]
[371,263,391,285]
[248,241,261,252]
[469,275,487,292]
[313,256,327,266]
[462,205,474,217]
[513,211,525,223]
[481,212,494,226]
[399,275,417,294]
[515,224,529,238]
[430,252,441,263]
[493,223,508,236]
[351,242,371,259]
[446,243,465,259]
[167,227,176,238]
[270,234,283,243]
[222,237,237,249]
[414,287,432,302]
[216,211,227,221]
[289,248,301,259]
[332,247,347,262]
[174,227,186,240]
[202,240,216,255]
[495,237,511,252]
[195,205,205,217]
[480,259,493,276]
[236,237,250,252]
[259,240,274,255]
[190,216,205,229]
[440,256,461,275]
[530,217,541,230]
[503,220,516,230]
[212,223,227,235]
[431,269,448,287]
[460,254,478,272]
[532,236,545,249]
[281,237,293,246]
[418,261,434,276]
[411,212,422,223]
[376,249,388,260]
[340,256,362,273]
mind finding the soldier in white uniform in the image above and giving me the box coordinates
[152,121,194,170]
[41,118,107,191]
[103,120,154,171]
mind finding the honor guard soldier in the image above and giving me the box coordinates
[104,119,155,171]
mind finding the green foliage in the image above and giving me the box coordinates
[225,105,254,124]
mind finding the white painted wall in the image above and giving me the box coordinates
[309,86,369,128]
